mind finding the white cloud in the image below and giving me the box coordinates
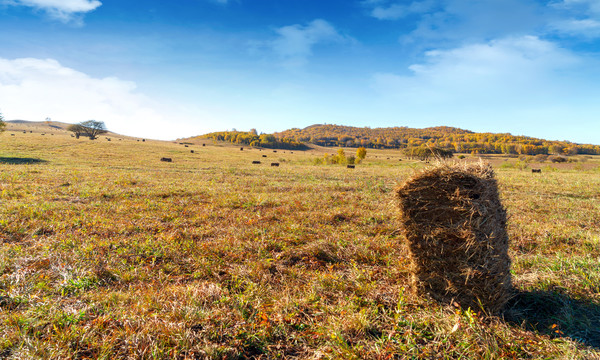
[2,0,101,21]
[365,0,545,46]
[268,19,351,67]
[374,36,580,103]
[549,0,600,37]
[553,0,600,16]
[0,57,203,139]
[371,36,600,139]
[369,1,434,20]
[551,18,600,37]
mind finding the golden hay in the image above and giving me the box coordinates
[395,162,512,314]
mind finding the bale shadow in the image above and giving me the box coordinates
[503,290,600,348]
[0,157,47,165]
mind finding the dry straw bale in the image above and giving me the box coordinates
[395,162,512,314]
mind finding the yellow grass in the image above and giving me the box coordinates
[1,125,599,359]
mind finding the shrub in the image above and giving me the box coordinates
[549,155,568,163]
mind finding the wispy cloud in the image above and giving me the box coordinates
[259,19,352,68]
[549,0,600,37]
[364,0,545,47]
[366,0,434,20]
[1,0,101,22]
[374,36,580,102]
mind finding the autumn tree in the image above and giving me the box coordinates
[336,148,346,164]
[356,147,367,161]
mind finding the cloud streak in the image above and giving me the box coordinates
[368,1,434,20]
[2,0,101,21]
[266,19,352,67]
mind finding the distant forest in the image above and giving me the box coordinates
[201,124,600,155]
[198,131,309,150]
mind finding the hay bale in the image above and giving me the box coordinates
[395,162,511,314]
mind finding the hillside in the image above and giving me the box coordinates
[273,124,600,156]
[4,120,133,140]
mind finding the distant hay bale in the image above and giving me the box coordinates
[395,162,512,314]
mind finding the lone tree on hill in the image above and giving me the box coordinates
[68,120,107,140]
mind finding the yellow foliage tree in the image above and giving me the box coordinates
[356,147,367,160]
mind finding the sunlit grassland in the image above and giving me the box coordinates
[1,130,600,359]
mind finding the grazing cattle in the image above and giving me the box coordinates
[273,150,277,153]
[262,155,267,158]
[185,145,189,147]
[252,161,261,164]
[532,169,542,173]
[41,133,45,136]
[271,162,279,167]
[240,147,244,151]
[160,157,172,162]
[190,150,195,153]
[203,144,206,147]
[23,131,26,134]
[347,165,355,169]
[10,134,15,136]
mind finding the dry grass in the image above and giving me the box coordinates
[1,127,600,359]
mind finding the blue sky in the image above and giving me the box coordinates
[1,0,600,143]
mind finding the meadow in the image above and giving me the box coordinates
[1,125,600,359]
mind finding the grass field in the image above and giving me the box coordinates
[1,127,600,359]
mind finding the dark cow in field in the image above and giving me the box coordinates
[532,169,542,173]
[252,161,261,164]
[160,157,172,162]
[271,163,279,167]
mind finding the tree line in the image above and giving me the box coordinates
[274,124,600,155]
[198,131,309,150]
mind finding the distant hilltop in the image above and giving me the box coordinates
[201,124,600,156]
